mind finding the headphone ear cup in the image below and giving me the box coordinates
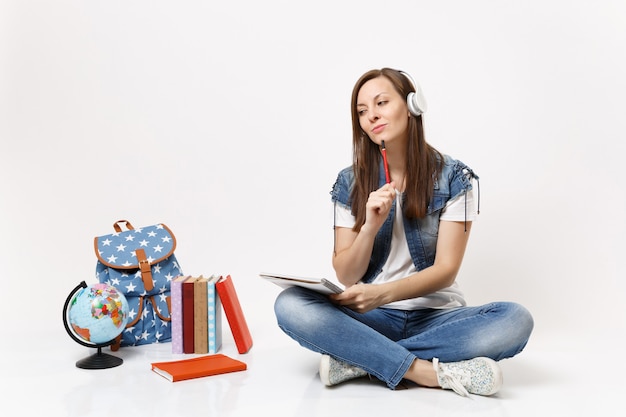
[407,87,427,116]
[400,70,428,116]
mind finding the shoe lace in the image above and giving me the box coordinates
[433,358,470,397]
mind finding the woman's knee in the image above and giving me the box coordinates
[495,302,534,359]
[273,287,301,320]
[507,302,534,338]
[274,286,324,325]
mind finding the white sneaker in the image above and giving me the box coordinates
[433,357,503,397]
[319,354,368,386]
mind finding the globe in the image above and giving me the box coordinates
[68,282,129,344]
[63,281,130,369]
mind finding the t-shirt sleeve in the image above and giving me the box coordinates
[440,188,477,222]
[334,204,356,228]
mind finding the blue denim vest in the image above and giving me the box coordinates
[330,154,478,283]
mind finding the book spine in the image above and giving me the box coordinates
[182,277,197,354]
[170,276,185,354]
[207,277,222,354]
[216,275,253,354]
[194,278,209,354]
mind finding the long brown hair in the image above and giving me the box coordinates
[350,68,443,231]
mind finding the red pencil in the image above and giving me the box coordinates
[381,140,390,184]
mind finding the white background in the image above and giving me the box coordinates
[1,0,625,362]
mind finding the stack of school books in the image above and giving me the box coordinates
[170,274,253,355]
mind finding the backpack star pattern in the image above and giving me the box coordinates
[95,222,183,348]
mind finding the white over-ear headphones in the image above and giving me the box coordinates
[400,71,427,116]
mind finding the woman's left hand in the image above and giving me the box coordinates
[329,283,386,313]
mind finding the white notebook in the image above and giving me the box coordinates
[259,272,344,295]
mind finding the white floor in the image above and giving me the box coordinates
[3,318,621,417]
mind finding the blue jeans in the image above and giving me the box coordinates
[274,286,534,389]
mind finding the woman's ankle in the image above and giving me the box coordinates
[404,358,439,387]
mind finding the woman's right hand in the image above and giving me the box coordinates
[361,181,397,235]
[332,181,397,286]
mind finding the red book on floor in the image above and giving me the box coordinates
[151,354,247,382]
[215,275,253,354]
[182,276,198,353]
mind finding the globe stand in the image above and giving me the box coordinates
[63,281,125,370]
[76,346,123,369]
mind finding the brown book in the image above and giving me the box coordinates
[215,275,253,354]
[193,276,209,354]
[151,354,247,382]
[182,276,198,354]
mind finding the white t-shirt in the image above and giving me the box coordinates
[334,188,477,310]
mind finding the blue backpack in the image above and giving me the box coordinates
[95,220,183,350]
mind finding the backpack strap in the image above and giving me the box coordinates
[110,334,122,351]
[113,219,134,233]
[135,248,154,291]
